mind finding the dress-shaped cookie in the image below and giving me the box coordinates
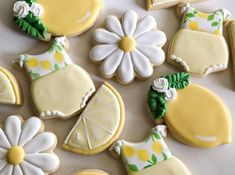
[17,37,95,119]
[168,4,230,76]
[13,0,103,41]
[148,72,232,148]
[0,67,22,105]
[72,169,109,175]
[110,126,191,175]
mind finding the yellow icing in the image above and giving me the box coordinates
[37,0,103,36]
[152,141,163,154]
[63,82,125,155]
[165,84,232,148]
[168,29,229,76]
[123,146,135,157]
[73,170,109,175]
[6,146,25,165]
[54,52,64,63]
[137,149,149,161]
[119,37,136,52]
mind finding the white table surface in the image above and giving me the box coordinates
[0,0,235,174]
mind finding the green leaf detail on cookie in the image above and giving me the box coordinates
[128,164,139,172]
[212,21,219,27]
[185,13,195,18]
[25,0,36,5]
[30,72,41,80]
[165,72,190,90]
[207,14,215,21]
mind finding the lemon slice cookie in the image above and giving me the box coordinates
[72,169,109,175]
[0,67,22,105]
[13,0,103,41]
[63,82,125,155]
[148,72,232,148]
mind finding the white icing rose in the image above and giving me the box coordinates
[165,88,177,102]
[30,2,44,17]
[152,78,169,93]
[13,1,30,18]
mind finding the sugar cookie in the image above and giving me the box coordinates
[13,0,103,41]
[63,82,125,155]
[110,126,191,175]
[0,67,22,105]
[168,4,230,77]
[0,115,60,174]
[228,21,235,82]
[148,72,232,148]
[72,169,109,175]
[17,37,95,119]
[90,10,166,84]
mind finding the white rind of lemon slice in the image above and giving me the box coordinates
[62,82,125,155]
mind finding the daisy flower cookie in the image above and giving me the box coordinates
[90,10,167,84]
[0,115,60,175]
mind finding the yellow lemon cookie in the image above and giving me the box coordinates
[72,169,109,175]
[63,82,125,155]
[110,126,191,175]
[13,0,103,41]
[148,72,232,148]
[17,37,95,119]
[0,67,22,105]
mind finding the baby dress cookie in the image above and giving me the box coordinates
[0,67,22,105]
[17,37,95,119]
[168,4,230,76]
[0,115,60,175]
[63,82,125,155]
[72,169,109,175]
[148,72,232,148]
[90,10,167,84]
[228,21,235,82]
[110,126,191,175]
[13,0,103,41]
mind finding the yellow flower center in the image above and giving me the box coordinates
[6,146,25,165]
[119,37,136,52]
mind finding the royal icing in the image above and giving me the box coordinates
[90,10,166,84]
[228,21,235,82]
[0,115,60,175]
[63,82,125,155]
[72,169,110,175]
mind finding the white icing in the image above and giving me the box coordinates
[135,31,167,46]
[17,54,27,68]
[122,10,137,36]
[93,29,120,44]
[77,11,91,23]
[0,129,11,149]
[203,64,227,76]
[30,2,44,17]
[179,3,190,16]
[133,16,156,38]
[221,8,231,20]
[0,165,13,175]
[194,135,217,142]
[12,165,23,175]
[165,88,177,101]
[170,55,190,71]
[109,140,123,156]
[13,1,30,18]
[5,115,21,146]
[105,16,124,37]
[90,44,117,61]
[55,36,69,49]
[0,159,7,171]
[20,161,45,175]
[80,87,95,109]
[40,111,65,118]
[152,78,169,93]
[152,125,167,137]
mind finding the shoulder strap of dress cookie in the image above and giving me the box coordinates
[176,3,191,18]
[219,8,231,21]
[54,37,69,50]
[109,140,123,156]
[151,125,167,138]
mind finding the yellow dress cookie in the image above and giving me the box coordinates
[17,37,95,119]
[0,67,22,105]
[148,72,232,148]
[63,82,125,155]
[228,21,235,83]
[72,169,109,175]
[13,0,103,41]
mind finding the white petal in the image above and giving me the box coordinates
[5,115,21,146]
[118,53,135,83]
[133,16,157,38]
[0,129,11,149]
[136,44,165,65]
[93,29,120,44]
[18,117,42,146]
[122,10,137,36]
[0,159,7,172]
[131,49,153,78]
[20,161,44,175]
[0,165,13,175]
[136,31,167,46]
[90,44,118,61]
[105,16,124,37]
[13,165,23,175]
[0,147,7,159]
[24,132,56,153]
[24,153,59,172]
[101,49,124,76]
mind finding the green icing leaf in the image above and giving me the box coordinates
[25,0,36,5]
[128,164,139,172]
[153,132,161,140]
[162,152,168,161]
[144,164,152,169]
[165,72,190,90]
[185,13,195,18]
[207,14,215,21]
[54,64,59,71]
[212,21,219,27]
[30,72,40,80]
[151,154,157,163]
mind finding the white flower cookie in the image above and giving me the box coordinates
[13,0,103,41]
[0,115,60,175]
[90,10,167,84]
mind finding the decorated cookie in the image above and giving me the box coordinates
[17,37,95,119]
[72,169,109,175]
[146,0,206,10]
[0,67,22,105]
[110,126,191,175]
[63,82,125,155]
[13,0,103,41]
[148,72,232,148]
[90,10,167,84]
[168,3,230,76]
[0,115,60,174]
[228,21,235,82]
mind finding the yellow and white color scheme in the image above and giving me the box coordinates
[0,115,60,175]
[72,169,109,175]
[18,37,95,119]
[110,126,191,175]
[0,67,22,105]
[228,21,235,83]
[63,82,125,155]
[168,3,230,76]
